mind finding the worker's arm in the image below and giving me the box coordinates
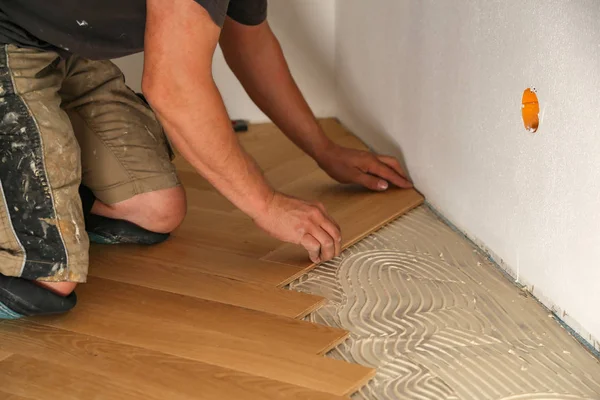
[219,18,412,191]
[143,0,341,263]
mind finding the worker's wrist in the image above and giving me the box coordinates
[245,186,277,221]
[313,139,339,166]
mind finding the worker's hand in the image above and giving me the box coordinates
[317,144,413,191]
[253,192,341,263]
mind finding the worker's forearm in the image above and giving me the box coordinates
[220,24,334,160]
[145,77,274,220]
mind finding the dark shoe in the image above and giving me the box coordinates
[0,274,77,319]
[79,184,170,245]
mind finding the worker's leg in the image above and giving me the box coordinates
[0,45,87,318]
[60,58,185,244]
[90,186,185,234]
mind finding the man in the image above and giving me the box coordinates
[0,0,411,319]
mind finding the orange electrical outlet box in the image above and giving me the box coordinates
[522,88,539,133]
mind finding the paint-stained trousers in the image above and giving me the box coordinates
[0,45,179,283]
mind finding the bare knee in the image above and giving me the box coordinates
[142,186,187,232]
[93,186,187,233]
[36,281,77,296]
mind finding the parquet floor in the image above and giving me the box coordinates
[0,119,424,399]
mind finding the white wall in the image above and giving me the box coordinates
[336,0,600,348]
[113,0,337,122]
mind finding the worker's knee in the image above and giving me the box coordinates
[143,187,187,233]
[99,186,187,233]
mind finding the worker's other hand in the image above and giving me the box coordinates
[254,192,341,263]
[317,144,413,191]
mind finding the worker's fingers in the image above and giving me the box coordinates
[318,215,342,257]
[355,172,389,191]
[315,202,341,233]
[366,157,412,189]
[308,225,337,261]
[377,155,412,183]
[300,233,321,264]
[315,201,327,214]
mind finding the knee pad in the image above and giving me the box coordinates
[86,214,170,245]
[0,275,77,319]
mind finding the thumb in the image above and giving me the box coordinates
[356,173,389,191]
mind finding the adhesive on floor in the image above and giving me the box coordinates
[290,206,600,400]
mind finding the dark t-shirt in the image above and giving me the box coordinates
[0,0,267,60]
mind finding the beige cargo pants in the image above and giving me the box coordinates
[0,45,179,283]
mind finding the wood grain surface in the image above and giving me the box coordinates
[0,119,423,399]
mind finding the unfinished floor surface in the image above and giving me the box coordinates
[290,206,600,400]
[0,119,424,399]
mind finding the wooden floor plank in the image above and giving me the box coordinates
[263,186,424,268]
[90,241,301,286]
[32,307,372,396]
[228,170,361,222]
[265,154,320,189]
[0,355,153,400]
[89,258,326,318]
[238,134,306,171]
[172,210,281,258]
[238,119,354,174]
[4,118,420,398]
[0,321,349,400]
[174,118,350,191]
[174,121,317,178]
[0,350,12,362]
[0,390,34,400]
[186,187,236,213]
[40,278,347,356]
[330,189,425,246]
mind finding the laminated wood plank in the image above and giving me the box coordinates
[172,210,281,258]
[0,390,33,400]
[259,157,425,269]
[330,189,425,244]
[242,139,305,172]
[238,118,350,154]
[173,119,330,179]
[89,256,326,318]
[264,154,320,190]
[32,294,373,396]
[172,118,350,180]
[90,241,301,287]
[38,278,347,356]
[185,187,236,213]
[0,321,350,400]
[238,120,353,173]
[263,187,425,269]
[176,118,414,263]
[3,118,412,399]
[229,168,359,219]
[0,350,11,361]
[0,355,152,400]
[237,133,305,171]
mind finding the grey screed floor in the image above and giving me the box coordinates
[291,205,600,400]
